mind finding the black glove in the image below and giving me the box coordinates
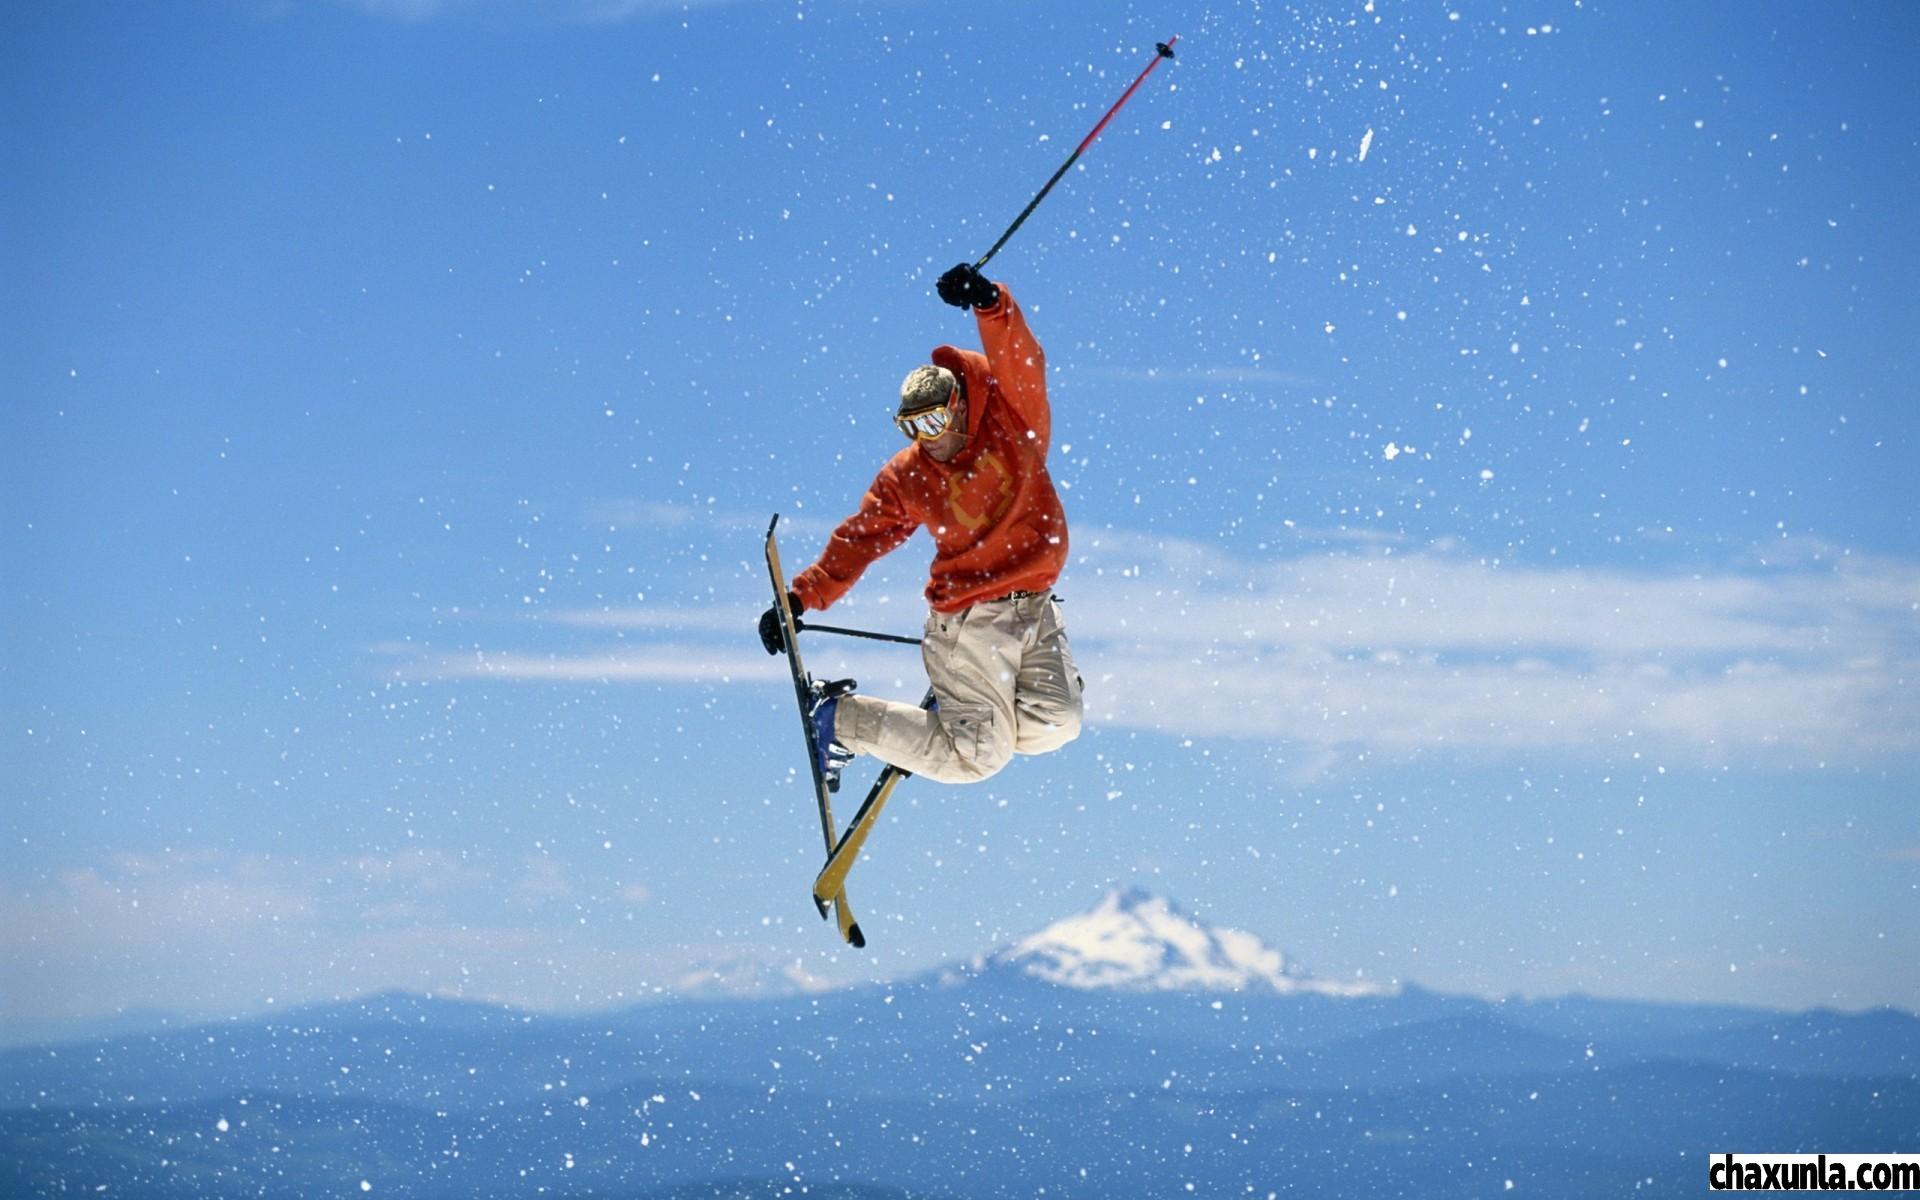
[937,262,1000,310]
[758,591,804,655]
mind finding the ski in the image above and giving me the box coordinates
[812,690,934,908]
[764,515,865,948]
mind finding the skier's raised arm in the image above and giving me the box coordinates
[937,263,1049,449]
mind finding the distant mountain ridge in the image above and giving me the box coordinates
[2,888,1914,1199]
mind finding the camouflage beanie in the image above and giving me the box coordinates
[898,364,959,417]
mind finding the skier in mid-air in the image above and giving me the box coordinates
[758,262,1083,787]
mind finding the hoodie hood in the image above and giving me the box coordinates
[925,344,993,468]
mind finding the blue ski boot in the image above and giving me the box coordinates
[810,678,858,791]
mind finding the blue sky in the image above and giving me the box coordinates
[3,0,1916,1035]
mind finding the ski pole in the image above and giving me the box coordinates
[973,37,1178,271]
[793,618,924,647]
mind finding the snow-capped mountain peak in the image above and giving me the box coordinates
[987,887,1392,997]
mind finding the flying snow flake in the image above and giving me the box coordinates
[1383,443,1402,460]
[1358,128,1375,161]
[1479,469,1495,481]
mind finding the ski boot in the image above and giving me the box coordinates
[810,678,858,791]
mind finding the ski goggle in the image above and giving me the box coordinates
[895,393,958,441]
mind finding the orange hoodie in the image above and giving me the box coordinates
[791,285,1068,614]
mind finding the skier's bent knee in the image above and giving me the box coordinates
[1051,708,1084,748]
[1016,685,1084,754]
[1053,700,1084,745]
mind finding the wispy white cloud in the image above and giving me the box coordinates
[315,0,745,23]
[575,0,748,21]
[1069,535,1907,662]
[546,605,755,633]
[0,848,827,1029]
[389,521,1920,767]
[586,499,750,532]
[416,645,786,683]
[1063,531,1916,762]
[318,0,466,20]
[584,498,838,541]
[1074,364,1321,388]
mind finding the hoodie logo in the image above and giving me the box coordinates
[948,449,1015,531]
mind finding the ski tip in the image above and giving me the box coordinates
[847,922,866,949]
[812,894,830,921]
[767,513,780,536]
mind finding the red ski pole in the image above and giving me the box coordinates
[973,37,1178,271]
